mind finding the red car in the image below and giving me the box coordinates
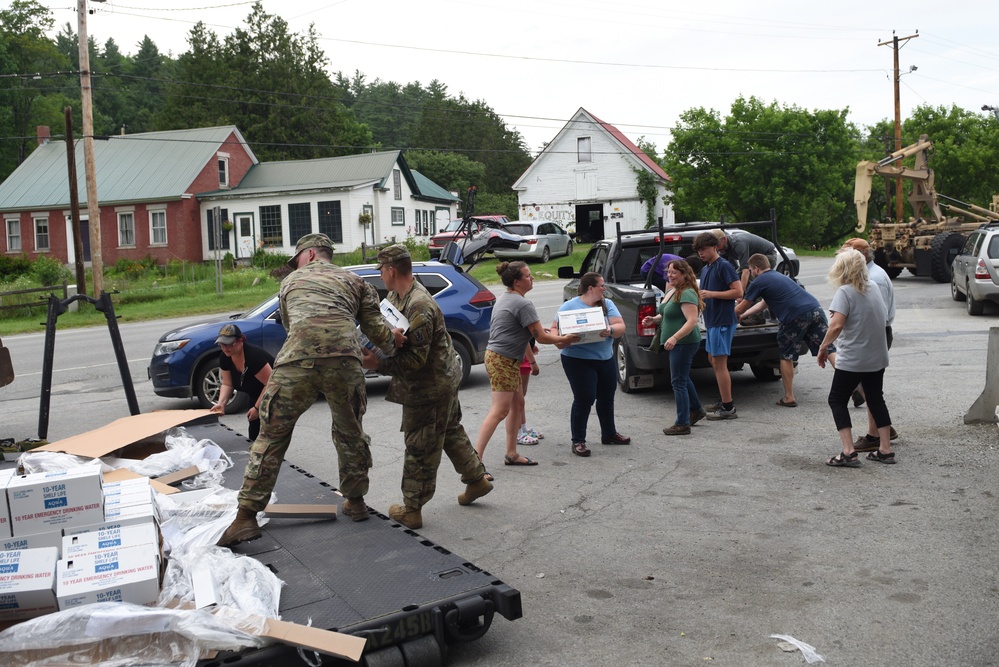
[428,215,510,259]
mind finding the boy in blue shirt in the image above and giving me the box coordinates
[693,232,743,419]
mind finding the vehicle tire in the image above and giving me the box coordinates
[951,274,966,301]
[540,245,551,263]
[930,232,965,283]
[750,363,781,381]
[967,282,985,315]
[875,249,903,279]
[194,358,247,412]
[453,339,472,386]
[565,240,574,257]
[614,339,639,394]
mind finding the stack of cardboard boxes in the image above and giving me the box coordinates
[0,466,161,622]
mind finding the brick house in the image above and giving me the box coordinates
[0,126,256,266]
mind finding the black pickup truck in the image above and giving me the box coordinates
[557,219,800,393]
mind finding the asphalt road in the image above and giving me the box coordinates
[2,257,998,666]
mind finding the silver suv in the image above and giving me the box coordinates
[951,223,999,315]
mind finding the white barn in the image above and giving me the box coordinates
[512,108,673,241]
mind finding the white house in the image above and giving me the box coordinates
[198,150,459,260]
[512,108,673,241]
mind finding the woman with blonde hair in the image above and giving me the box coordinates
[817,249,895,467]
[642,259,705,435]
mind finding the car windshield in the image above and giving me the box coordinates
[504,224,534,235]
[241,294,279,319]
[440,220,463,233]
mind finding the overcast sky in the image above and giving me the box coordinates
[43,0,999,155]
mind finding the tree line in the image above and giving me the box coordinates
[2,1,998,246]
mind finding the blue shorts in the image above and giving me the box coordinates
[705,325,735,357]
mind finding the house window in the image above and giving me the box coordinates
[207,207,231,250]
[391,207,405,226]
[393,169,402,200]
[116,212,134,247]
[318,200,343,243]
[577,137,592,163]
[422,210,429,236]
[149,209,167,245]
[34,216,50,251]
[260,205,282,247]
[218,155,230,187]
[6,219,21,251]
[288,203,312,246]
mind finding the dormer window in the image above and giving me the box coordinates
[217,153,230,187]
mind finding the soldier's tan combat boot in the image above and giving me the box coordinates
[458,476,493,506]
[341,497,369,522]
[217,507,261,547]
[389,503,423,530]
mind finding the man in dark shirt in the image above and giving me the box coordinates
[735,254,835,407]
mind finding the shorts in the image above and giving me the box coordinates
[778,307,834,361]
[485,350,522,392]
[705,325,735,357]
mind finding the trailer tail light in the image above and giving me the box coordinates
[637,303,657,337]
[975,259,990,280]
[469,289,496,308]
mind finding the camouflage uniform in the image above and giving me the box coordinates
[237,250,396,512]
[376,270,486,511]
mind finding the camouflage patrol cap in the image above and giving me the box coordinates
[287,233,334,268]
[215,323,243,345]
[376,243,411,267]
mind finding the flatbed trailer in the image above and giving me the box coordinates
[188,419,521,667]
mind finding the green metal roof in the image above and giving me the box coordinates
[411,170,459,203]
[0,126,255,211]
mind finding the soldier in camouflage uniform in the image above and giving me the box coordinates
[360,244,492,530]
[218,233,404,547]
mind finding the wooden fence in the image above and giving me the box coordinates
[0,282,69,312]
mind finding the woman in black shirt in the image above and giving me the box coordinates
[209,323,275,441]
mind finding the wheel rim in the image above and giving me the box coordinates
[541,247,550,262]
[204,367,223,404]
[615,343,627,383]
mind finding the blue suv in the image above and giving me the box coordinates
[148,262,495,410]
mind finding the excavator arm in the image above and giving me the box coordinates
[854,134,943,232]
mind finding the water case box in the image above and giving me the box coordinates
[102,502,158,528]
[0,469,14,539]
[56,547,160,610]
[0,547,59,621]
[62,522,160,567]
[557,306,608,345]
[102,477,153,508]
[6,466,104,536]
[1,529,63,557]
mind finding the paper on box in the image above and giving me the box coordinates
[56,548,160,610]
[557,306,608,345]
[6,466,104,536]
[0,547,58,620]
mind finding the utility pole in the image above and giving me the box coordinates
[879,30,918,223]
[78,0,105,294]
[64,107,86,296]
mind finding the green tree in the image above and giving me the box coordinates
[156,3,371,161]
[0,1,72,178]
[662,96,861,245]
[404,150,485,193]
[412,91,530,194]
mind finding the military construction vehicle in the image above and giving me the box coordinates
[854,134,999,282]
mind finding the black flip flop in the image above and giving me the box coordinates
[504,454,538,466]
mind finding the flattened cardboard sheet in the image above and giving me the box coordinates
[39,410,215,460]
[262,504,339,519]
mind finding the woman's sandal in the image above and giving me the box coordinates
[504,454,538,466]
[867,450,897,464]
[483,469,494,482]
[826,451,861,467]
